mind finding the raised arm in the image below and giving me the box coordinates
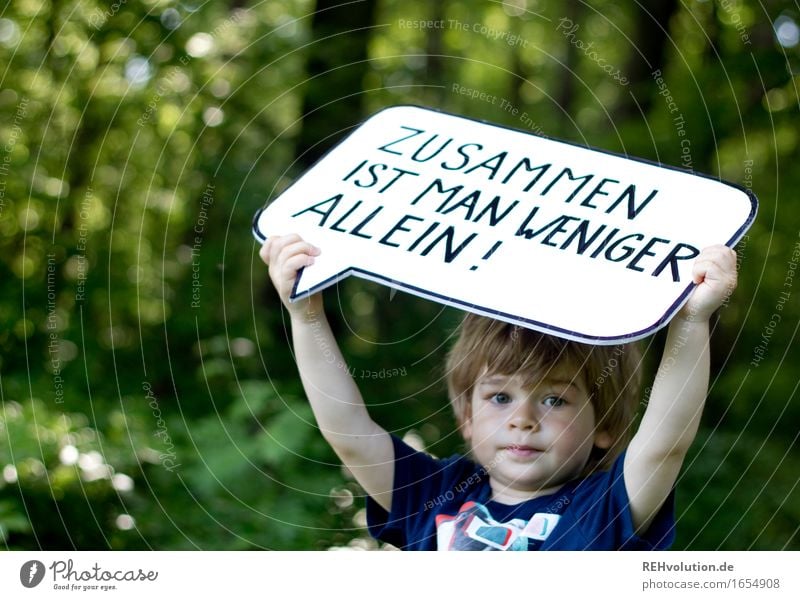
[260,234,394,511]
[624,244,738,533]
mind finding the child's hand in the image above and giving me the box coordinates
[677,244,738,322]
[259,234,323,320]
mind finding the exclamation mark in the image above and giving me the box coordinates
[470,241,503,271]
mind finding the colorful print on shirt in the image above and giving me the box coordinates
[435,501,561,551]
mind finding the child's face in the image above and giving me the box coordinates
[463,367,612,502]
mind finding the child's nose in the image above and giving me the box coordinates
[508,400,539,431]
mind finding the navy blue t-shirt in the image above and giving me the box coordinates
[367,435,675,550]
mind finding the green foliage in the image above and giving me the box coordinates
[0,0,798,550]
[0,398,143,548]
[677,430,800,550]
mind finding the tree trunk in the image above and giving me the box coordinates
[613,0,680,121]
[295,0,379,169]
[554,0,582,137]
[424,0,447,106]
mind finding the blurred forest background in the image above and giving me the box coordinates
[0,0,798,550]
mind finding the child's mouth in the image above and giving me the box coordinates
[505,445,540,458]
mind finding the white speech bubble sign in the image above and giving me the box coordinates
[253,105,757,344]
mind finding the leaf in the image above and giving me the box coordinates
[257,401,315,467]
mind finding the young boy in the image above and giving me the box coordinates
[260,234,737,550]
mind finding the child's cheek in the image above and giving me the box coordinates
[552,418,588,449]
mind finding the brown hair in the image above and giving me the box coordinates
[445,314,643,475]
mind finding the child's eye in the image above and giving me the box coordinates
[543,395,566,408]
[490,392,513,405]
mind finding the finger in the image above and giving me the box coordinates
[722,247,737,271]
[268,233,303,266]
[277,240,321,267]
[277,253,317,296]
[707,248,737,276]
[692,257,737,292]
[691,258,710,285]
[693,246,736,280]
[282,252,317,279]
[700,245,736,267]
[259,239,273,265]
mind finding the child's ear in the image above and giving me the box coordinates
[461,418,472,441]
[593,429,612,449]
[460,401,473,440]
